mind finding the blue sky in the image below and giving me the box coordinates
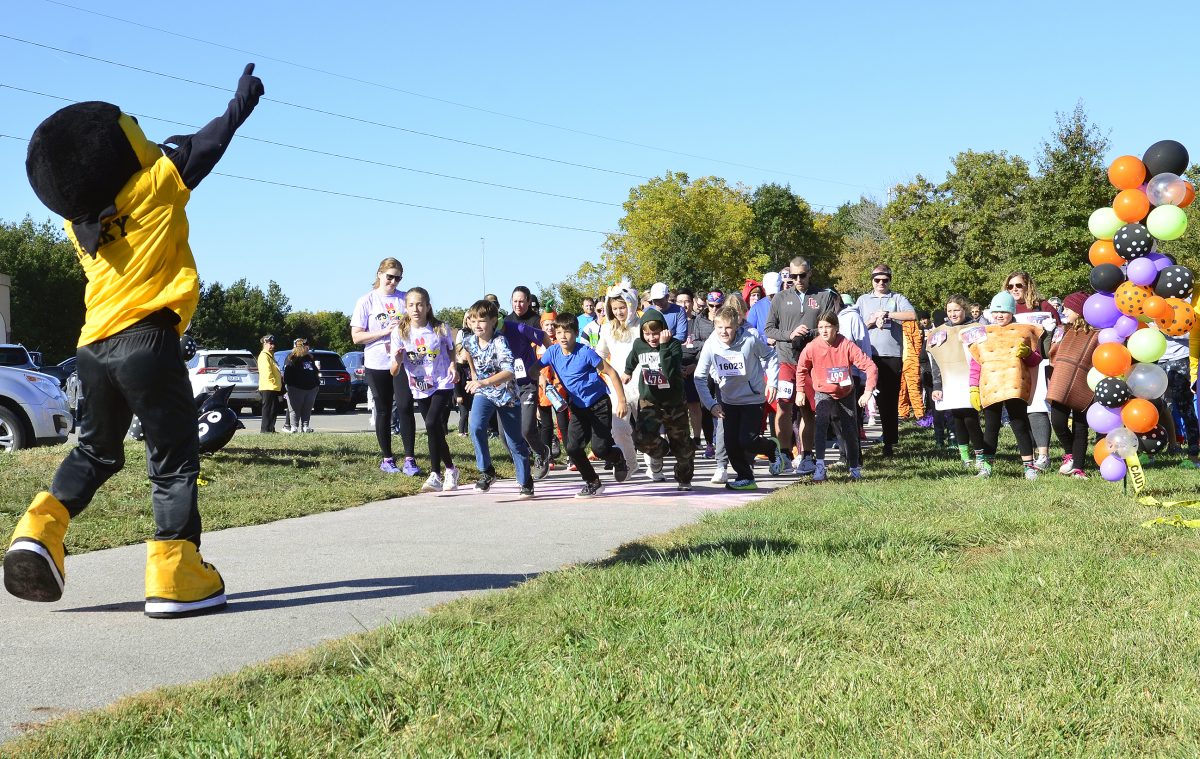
[2,0,1195,314]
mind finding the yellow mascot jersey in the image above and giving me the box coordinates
[65,155,198,346]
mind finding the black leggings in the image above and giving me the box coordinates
[416,390,454,474]
[365,367,415,459]
[982,400,1033,458]
[950,408,985,451]
[538,404,569,453]
[723,402,775,481]
[814,394,860,468]
[1050,402,1089,471]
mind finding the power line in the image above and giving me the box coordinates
[0,132,616,236]
[37,0,885,192]
[1,84,621,207]
[0,33,647,180]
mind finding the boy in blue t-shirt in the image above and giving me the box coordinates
[538,313,630,497]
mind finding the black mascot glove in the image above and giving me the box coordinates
[237,63,265,108]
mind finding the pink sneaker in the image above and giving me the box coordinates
[1058,455,1074,475]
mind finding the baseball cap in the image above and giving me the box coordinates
[841,293,854,307]
[763,272,781,295]
[649,282,669,300]
[706,290,724,305]
[261,334,275,344]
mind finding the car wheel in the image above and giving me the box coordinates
[0,405,29,452]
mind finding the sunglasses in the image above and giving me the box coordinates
[382,273,402,282]
[1006,282,1025,290]
[873,277,890,283]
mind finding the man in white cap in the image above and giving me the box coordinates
[746,271,781,344]
[648,282,689,343]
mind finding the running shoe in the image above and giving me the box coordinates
[402,457,421,477]
[517,486,535,499]
[531,454,550,481]
[379,457,400,474]
[677,482,693,492]
[576,481,605,498]
[645,453,665,482]
[474,471,498,492]
[849,467,862,481]
[710,465,728,484]
[421,472,444,493]
[442,467,460,491]
[613,453,630,483]
[725,479,758,491]
[794,456,817,476]
[1058,455,1074,475]
[812,460,827,483]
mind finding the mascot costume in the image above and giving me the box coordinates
[3,64,263,619]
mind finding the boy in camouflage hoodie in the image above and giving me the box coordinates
[623,308,694,490]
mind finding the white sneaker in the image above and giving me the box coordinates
[794,456,817,476]
[421,472,444,493]
[1033,454,1049,472]
[303,425,315,433]
[644,453,665,482]
[442,467,459,491]
[710,465,728,484]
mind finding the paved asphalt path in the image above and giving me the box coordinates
[0,442,805,741]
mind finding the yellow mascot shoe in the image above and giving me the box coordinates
[4,492,70,602]
[144,539,227,619]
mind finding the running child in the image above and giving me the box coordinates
[623,308,694,490]
[390,287,460,492]
[538,313,630,498]
[695,305,783,490]
[537,311,570,465]
[461,299,533,498]
[796,311,877,482]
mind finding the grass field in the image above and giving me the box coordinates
[4,427,1200,756]
[0,431,515,554]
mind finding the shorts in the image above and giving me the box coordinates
[771,362,798,409]
[684,373,700,403]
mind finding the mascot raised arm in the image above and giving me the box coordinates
[4,64,264,619]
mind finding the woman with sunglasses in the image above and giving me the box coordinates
[1003,271,1060,325]
[1003,270,1058,472]
[854,264,916,457]
[351,258,419,475]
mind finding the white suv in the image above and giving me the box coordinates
[0,365,72,452]
[186,349,261,415]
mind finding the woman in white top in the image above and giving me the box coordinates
[595,280,642,475]
[350,257,418,475]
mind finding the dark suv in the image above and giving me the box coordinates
[274,349,354,413]
[341,350,368,406]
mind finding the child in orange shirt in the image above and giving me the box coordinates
[537,312,570,463]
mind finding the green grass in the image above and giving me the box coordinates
[0,431,515,554]
[5,428,1200,756]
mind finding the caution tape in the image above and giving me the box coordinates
[1137,496,1200,509]
[1125,455,1147,496]
[1141,515,1200,529]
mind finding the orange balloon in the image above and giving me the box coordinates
[1182,182,1196,209]
[1154,298,1196,337]
[1142,295,1170,320]
[1114,281,1154,317]
[1093,343,1133,377]
[1109,155,1147,190]
[1122,398,1159,434]
[1113,188,1151,223]
[1089,239,1125,267]
[1094,438,1111,467]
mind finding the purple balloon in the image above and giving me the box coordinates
[1147,251,1174,271]
[1100,455,1128,482]
[1098,328,1124,344]
[1114,314,1140,338]
[1127,257,1159,286]
[1087,402,1124,434]
[1083,292,1120,329]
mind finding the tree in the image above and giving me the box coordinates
[284,310,353,354]
[435,306,467,332]
[602,171,756,293]
[0,217,87,361]
[190,278,291,352]
[540,260,611,316]
[749,183,831,275]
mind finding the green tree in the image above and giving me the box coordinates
[435,306,467,332]
[191,278,291,352]
[540,260,611,316]
[0,217,87,362]
[749,183,831,275]
[602,171,755,293]
[283,310,352,354]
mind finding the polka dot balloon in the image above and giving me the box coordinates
[1154,264,1195,300]
[1112,223,1154,259]
[1094,376,1133,408]
[1138,425,1170,455]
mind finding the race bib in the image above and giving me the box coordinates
[514,358,527,380]
[826,366,852,387]
[410,373,434,393]
[778,380,795,400]
[715,351,746,378]
[960,326,987,345]
[640,351,669,387]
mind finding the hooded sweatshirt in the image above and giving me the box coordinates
[624,308,684,406]
[694,326,779,409]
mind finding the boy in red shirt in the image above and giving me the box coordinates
[797,311,878,482]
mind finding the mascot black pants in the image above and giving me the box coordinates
[52,314,202,545]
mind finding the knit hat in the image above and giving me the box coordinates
[541,311,557,322]
[988,291,1017,314]
[840,293,854,307]
[763,271,781,295]
[1062,291,1087,316]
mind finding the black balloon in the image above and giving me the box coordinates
[1089,263,1126,293]
[1154,264,1195,300]
[196,385,243,454]
[1094,377,1133,408]
[1113,223,1153,259]
[1143,140,1190,178]
[1138,425,1170,455]
[128,415,145,441]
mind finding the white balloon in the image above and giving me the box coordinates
[1146,173,1190,207]
[1106,427,1139,458]
[1126,362,1169,400]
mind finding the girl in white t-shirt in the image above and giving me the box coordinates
[595,281,641,475]
[350,257,418,475]
[391,287,459,492]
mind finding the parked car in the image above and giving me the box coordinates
[0,364,72,451]
[0,344,40,372]
[36,356,77,389]
[341,350,368,406]
[186,349,260,415]
[274,349,354,413]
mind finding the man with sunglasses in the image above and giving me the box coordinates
[764,257,841,475]
[854,264,916,457]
